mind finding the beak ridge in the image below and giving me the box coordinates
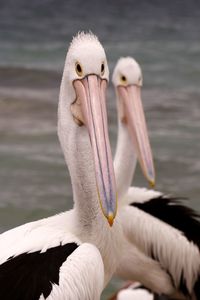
[118,85,155,186]
[74,75,117,225]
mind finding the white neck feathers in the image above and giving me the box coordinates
[114,113,137,201]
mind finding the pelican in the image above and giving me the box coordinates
[0,33,122,299]
[112,57,200,298]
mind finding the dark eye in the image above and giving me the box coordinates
[101,63,105,75]
[75,62,83,76]
[120,75,127,84]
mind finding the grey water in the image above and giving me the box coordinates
[0,0,200,298]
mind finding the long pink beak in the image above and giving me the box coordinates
[117,85,155,186]
[74,75,117,226]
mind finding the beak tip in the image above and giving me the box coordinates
[107,213,115,227]
[149,179,155,188]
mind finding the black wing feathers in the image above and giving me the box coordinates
[0,242,78,300]
[131,196,200,249]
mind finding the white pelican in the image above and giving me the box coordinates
[112,57,200,298]
[0,33,122,300]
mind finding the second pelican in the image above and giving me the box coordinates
[112,57,200,298]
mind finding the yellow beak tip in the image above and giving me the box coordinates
[149,180,155,188]
[107,213,114,227]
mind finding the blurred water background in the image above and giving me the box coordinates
[0,0,200,298]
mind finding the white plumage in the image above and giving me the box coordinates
[109,282,164,300]
[117,289,153,300]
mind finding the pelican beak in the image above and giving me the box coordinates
[73,75,117,226]
[117,85,155,186]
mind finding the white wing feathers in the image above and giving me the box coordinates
[0,212,78,264]
[122,187,162,205]
[119,205,200,293]
[44,243,104,300]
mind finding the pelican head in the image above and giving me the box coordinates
[59,33,117,226]
[112,57,155,186]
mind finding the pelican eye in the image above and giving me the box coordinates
[101,63,105,75]
[75,62,83,77]
[120,75,127,85]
